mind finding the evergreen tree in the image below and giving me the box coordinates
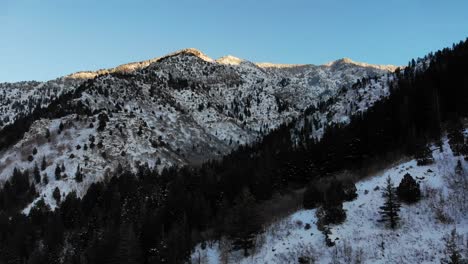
[33,163,41,184]
[42,174,49,185]
[454,160,464,176]
[415,142,434,166]
[114,224,142,264]
[303,183,323,209]
[226,188,261,257]
[58,122,64,133]
[397,173,421,203]
[52,187,61,204]
[315,180,347,227]
[41,157,47,171]
[442,229,463,264]
[379,177,401,229]
[75,166,83,183]
[54,165,61,180]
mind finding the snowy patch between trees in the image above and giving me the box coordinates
[191,138,468,263]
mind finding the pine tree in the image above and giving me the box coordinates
[226,188,261,257]
[33,163,41,184]
[316,180,347,227]
[75,165,83,182]
[114,224,142,264]
[454,160,464,176]
[58,122,64,133]
[397,173,421,203]
[52,187,61,204]
[41,156,47,171]
[442,229,463,264]
[55,164,61,180]
[303,183,323,209]
[379,177,401,229]
[42,174,49,185]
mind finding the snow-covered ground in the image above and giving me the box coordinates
[191,138,468,263]
[0,49,396,210]
[0,77,84,129]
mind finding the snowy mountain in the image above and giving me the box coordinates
[0,77,85,130]
[1,38,467,264]
[0,48,396,209]
[191,136,468,264]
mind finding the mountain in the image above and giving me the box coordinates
[192,137,468,263]
[0,49,396,210]
[1,39,467,264]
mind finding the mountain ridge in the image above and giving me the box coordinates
[62,48,399,81]
[0,45,395,211]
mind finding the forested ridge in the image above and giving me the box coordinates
[0,38,468,263]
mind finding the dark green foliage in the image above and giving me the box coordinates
[447,119,467,157]
[324,180,346,207]
[316,203,346,227]
[397,173,421,203]
[0,38,466,263]
[454,160,464,176]
[41,156,47,171]
[97,112,109,131]
[53,187,61,204]
[60,192,81,229]
[304,179,356,210]
[415,142,434,166]
[341,180,358,201]
[303,183,323,209]
[315,180,348,227]
[75,166,83,182]
[58,122,64,133]
[42,174,49,185]
[54,164,61,180]
[442,229,464,264]
[225,189,261,257]
[379,177,401,229]
[33,163,41,184]
[0,169,37,212]
[113,224,142,264]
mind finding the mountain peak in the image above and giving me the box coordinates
[324,57,399,72]
[216,55,245,65]
[255,62,307,69]
[66,48,214,80]
[164,48,214,62]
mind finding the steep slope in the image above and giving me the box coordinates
[0,49,396,209]
[0,77,85,129]
[191,137,468,263]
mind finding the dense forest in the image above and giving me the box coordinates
[0,38,467,263]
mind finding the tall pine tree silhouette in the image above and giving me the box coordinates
[379,177,401,229]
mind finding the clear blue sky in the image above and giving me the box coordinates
[1,0,467,82]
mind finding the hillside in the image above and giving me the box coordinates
[0,39,467,264]
[192,137,468,263]
[0,49,395,210]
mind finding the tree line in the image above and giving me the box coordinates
[0,38,467,263]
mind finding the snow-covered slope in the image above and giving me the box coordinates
[0,77,85,129]
[191,138,468,263]
[0,49,397,209]
[293,73,395,141]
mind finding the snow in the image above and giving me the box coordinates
[0,49,395,211]
[191,138,468,263]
